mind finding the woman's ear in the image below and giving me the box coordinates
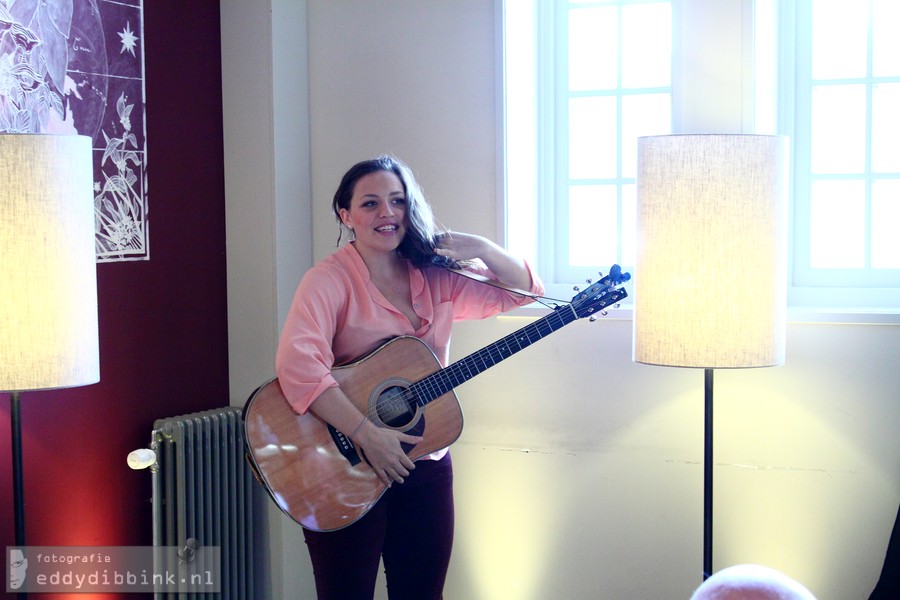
[338,208,352,229]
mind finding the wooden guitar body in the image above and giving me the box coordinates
[243,336,462,532]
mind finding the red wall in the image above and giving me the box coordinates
[0,2,228,598]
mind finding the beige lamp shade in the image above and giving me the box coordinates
[633,134,789,368]
[0,134,100,391]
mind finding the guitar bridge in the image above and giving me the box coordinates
[326,423,362,466]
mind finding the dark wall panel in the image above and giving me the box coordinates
[0,2,228,598]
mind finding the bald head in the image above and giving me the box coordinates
[690,565,817,600]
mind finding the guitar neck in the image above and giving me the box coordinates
[410,304,579,406]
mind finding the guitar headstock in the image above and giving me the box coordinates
[569,264,631,320]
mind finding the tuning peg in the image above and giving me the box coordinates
[589,315,597,322]
[585,278,593,284]
[614,303,621,309]
[573,285,580,292]
[600,310,608,316]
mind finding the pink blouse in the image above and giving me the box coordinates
[275,243,544,415]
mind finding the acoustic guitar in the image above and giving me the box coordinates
[243,265,631,532]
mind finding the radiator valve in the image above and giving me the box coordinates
[127,448,157,470]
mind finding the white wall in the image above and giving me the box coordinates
[223,1,900,598]
[305,0,501,259]
[221,1,313,598]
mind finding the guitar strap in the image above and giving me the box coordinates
[446,266,542,300]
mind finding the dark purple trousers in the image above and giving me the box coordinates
[302,453,454,600]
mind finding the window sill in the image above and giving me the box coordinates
[506,303,900,325]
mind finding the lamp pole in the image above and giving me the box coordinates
[11,391,26,546]
[703,369,713,579]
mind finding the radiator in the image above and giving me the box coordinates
[151,407,255,599]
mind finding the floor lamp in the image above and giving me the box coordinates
[632,134,788,581]
[1,134,100,595]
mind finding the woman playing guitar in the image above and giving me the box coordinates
[274,155,543,599]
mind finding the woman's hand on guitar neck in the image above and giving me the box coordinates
[352,421,422,487]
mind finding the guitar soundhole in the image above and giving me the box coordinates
[376,385,416,428]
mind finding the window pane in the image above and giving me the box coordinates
[873,0,900,76]
[872,83,900,173]
[568,7,618,91]
[569,96,617,179]
[621,2,671,88]
[811,85,866,174]
[812,0,868,79]
[621,93,670,179]
[872,180,900,268]
[809,180,865,268]
[568,185,618,266]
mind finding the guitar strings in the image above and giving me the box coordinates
[358,275,624,428]
[361,305,576,426]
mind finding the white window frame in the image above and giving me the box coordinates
[500,0,672,304]
[498,0,900,318]
[780,0,900,311]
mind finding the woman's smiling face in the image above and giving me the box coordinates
[339,170,408,256]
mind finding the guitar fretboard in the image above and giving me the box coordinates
[409,304,579,406]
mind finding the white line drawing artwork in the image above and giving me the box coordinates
[0,0,148,262]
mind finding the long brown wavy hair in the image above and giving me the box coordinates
[332,155,457,269]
